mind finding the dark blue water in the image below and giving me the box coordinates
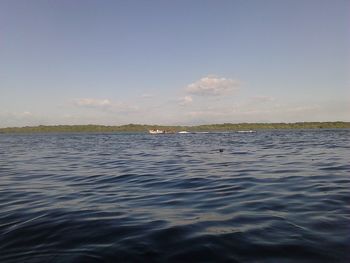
[0,130,349,262]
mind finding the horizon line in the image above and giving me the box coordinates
[1,121,349,130]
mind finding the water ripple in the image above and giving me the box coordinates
[0,130,349,262]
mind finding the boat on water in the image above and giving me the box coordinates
[149,129,165,134]
[237,130,256,133]
[178,131,190,134]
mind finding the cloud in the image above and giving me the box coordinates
[179,96,193,105]
[74,98,112,108]
[186,76,240,96]
[73,98,139,114]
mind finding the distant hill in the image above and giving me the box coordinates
[0,122,349,133]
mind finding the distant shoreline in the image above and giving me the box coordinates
[0,122,349,133]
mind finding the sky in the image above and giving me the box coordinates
[0,0,349,127]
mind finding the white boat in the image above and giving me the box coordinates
[178,131,190,134]
[149,129,165,134]
[237,130,256,133]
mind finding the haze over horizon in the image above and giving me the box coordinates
[1,0,349,128]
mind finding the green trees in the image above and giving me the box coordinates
[0,122,349,133]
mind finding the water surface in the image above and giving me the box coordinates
[0,130,349,262]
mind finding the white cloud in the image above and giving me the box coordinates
[186,75,240,96]
[179,96,193,105]
[73,98,139,114]
[74,98,112,108]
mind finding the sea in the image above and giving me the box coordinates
[0,130,349,262]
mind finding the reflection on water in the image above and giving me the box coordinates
[0,130,349,262]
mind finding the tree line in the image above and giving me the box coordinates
[0,122,349,133]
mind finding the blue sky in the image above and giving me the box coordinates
[0,0,349,127]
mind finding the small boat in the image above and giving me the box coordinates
[149,129,165,134]
[237,130,256,133]
[178,131,190,134]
